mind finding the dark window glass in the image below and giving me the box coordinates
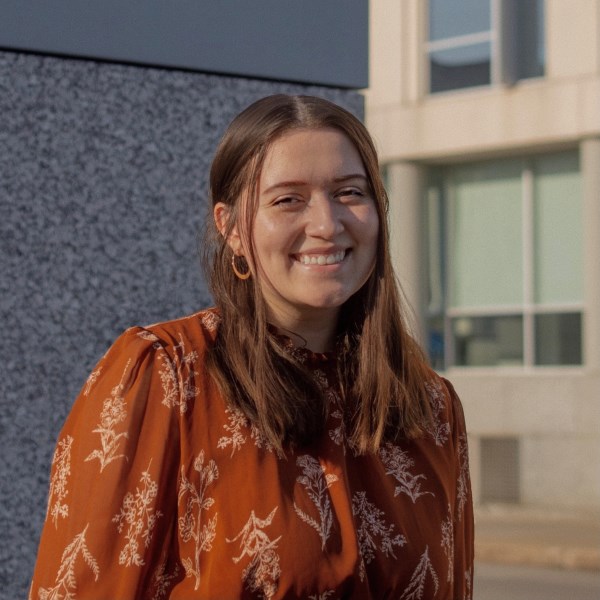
[515,0,545,79]
[452,315,523,366]
[430,42,491,93]
[535,313,582,365]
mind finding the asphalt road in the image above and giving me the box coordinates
[475,562,600,600]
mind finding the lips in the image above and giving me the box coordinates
[296,250,347,265]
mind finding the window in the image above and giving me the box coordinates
[426,0,545,93]
[427,151,583,368]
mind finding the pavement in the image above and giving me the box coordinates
[475,505,600,571]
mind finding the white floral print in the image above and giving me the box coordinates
[425,380,451,447]
[149,559,180,600]
[178,451,219,590]
[440,504,454,584]
[352,491,406,581]
[37,524,99,600]
[47,435,73,528]
[84,359,131,472]
[217,406,280,457]
[227,507,282,599]
[136,330,160,342]
[464,567,473,600]
[83,367,102,397]
[328,407,346,447]
[379,443,433,503]
[456,434,470,521]
[217,406,248,456]
[158,335,199,414]
[200,309,221,332]
[293,455,339,549]
[400,546,440,600]
[112,462,163,567]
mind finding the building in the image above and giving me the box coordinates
[366,0,600,512]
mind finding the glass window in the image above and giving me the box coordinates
[453,315,523,366]
[533,153,583,305]
[535,313,582,366]
[429,0,491,40]
[428,151,583,368]
[430,43,491,93]
[450,161,523,308]
[514,0,545,80]
[427,0,545,93]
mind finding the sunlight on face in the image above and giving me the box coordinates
[250,127,379,329]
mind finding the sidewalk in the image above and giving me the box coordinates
[475,505,600,571]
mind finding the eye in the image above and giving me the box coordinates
[273,196,303,207]
[336,187,367,201]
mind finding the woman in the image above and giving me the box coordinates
[31,95,474,599]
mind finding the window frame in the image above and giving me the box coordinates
[424,0,545,95]
[428,152,584,370]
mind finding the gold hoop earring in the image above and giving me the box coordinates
[232,254,251,280]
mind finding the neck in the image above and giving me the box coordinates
[267,308,339,353]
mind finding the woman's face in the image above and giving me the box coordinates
[246,127,379,326]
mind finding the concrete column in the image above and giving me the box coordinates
[385,161,426,343]
[581,137,600,372]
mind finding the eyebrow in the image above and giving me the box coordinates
[262,174,368,195]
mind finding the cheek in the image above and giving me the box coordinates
[362,210,380,253]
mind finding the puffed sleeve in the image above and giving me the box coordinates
[30,327,183,600]
[443,377,475,599]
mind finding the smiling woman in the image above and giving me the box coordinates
[30,95,474,599]
[219,127,379,350]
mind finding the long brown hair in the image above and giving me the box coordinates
[203,94,432,454]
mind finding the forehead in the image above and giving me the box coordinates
[259,127,366,186]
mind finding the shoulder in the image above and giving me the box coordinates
[421,370,468,445]
[142,307,221,346]
[82,308,221,397]
[114,307,222,364]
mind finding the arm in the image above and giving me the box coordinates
[31,327,182,600]
[443,377,475,599]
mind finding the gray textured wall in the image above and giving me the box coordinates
[0,50,362,598]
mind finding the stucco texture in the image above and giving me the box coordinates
[0,50,362,598]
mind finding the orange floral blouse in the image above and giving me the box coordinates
[31,308,474,600]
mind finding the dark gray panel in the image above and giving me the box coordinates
[0,0,368,88]
[0,49,363,598]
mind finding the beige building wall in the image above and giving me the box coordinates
[365,0,600,511]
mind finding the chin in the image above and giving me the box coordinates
[302,295,351,311]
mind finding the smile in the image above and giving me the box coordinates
[296,250,347,265]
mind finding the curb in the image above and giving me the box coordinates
[476,540,600,571]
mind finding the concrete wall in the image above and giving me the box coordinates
[366,0,600,162]
[0,49,363,598]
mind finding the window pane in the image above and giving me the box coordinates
[533,152,583,304]
[452,315,523,366]
[535,313,582,365]
[430,42,491,93]
[450,160,523,308]
[515,0,545,79]
[429,0,491,41]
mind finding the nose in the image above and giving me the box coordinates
[305,196,344,239]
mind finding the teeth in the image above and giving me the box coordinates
[299,250,346,265]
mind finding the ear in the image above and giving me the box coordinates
[214,202,243,254]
